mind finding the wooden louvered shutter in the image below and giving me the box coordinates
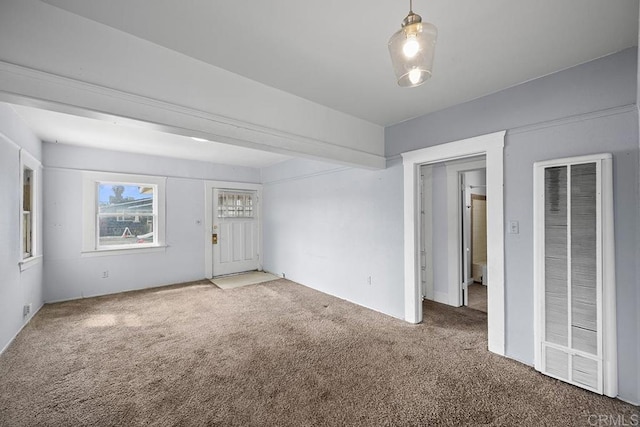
[533,154,617,397]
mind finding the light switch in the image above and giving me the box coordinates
[509,220,519,234]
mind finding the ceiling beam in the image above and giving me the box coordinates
[0,0,385,169]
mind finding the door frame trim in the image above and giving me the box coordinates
[420,166,434,301]
[204,181,263,279]
[402,131,506,356]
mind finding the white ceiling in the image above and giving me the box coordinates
[12,104,292,168]
[41,0,639,126]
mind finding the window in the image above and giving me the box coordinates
[97,183,156,248]
[83,172,166,254]
[19,149,40,267]
[22,167,33,258]
[217,191,254,218]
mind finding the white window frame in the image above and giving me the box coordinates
[19,149,42,271]
[82,171,166,256]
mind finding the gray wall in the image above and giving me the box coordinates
[43,143,261,302]
[0,103,44,354]
[386,47,637,158]
[387,48,639,404]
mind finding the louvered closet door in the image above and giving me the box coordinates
[534,154,616,396]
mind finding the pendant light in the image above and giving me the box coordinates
[388,0,437,87]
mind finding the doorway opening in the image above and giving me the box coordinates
[420,157,487,314]
[464,173,488,312]
[402,131,505,355]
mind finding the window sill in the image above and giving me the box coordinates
[19,255,42,272]
[81,245,168,258]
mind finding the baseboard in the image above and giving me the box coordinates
[263,270,285,279]
[0,302,44,356]
[617,395,640,406]
[276,274,405,321]
[44,276,209,303]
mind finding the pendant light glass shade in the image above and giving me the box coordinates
[388,8,437,88]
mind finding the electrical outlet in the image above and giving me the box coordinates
[23,303,32,317]
[102,270,109,279]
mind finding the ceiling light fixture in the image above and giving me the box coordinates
[388,0,437,88]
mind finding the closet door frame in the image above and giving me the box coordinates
[533,153,617,397]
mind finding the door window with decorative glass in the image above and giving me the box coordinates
[217,191,255,218]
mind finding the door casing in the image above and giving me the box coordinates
[402,131,506,356]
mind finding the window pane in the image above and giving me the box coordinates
[98,184,154,214]
[22,167,33,257]
[217,191,255,218]
[23,211,32,256]
[97,183,155,247]
[98,214,155,246]
[23,168,32,211]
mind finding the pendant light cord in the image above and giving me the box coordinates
[409,0,413,13]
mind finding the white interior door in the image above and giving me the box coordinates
[212,188,260,277]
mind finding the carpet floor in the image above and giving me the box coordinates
[467,283,487,313]
[0,279,637,426]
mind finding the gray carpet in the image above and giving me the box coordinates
[0,279,637,426]
[467,283,487,313]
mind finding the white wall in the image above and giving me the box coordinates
[43,143,261,302]
[0,103,44,354]
[261,158,405,319]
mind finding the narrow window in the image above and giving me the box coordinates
[22,166,33,258]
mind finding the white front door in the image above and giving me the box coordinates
[212,188,260,277]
